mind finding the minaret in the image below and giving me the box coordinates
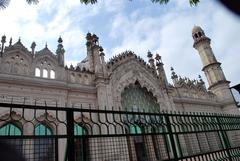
[192,26,236,112]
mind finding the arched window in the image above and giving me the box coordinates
[0,123,22,135]
[34,124,54,161]
[121,81,159,112]
[35,68,41,77]
[74,124,89,161]
[50,70,55,79]
[43,69,48,78]
[0,123,23,154]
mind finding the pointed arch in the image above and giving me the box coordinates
[112,61,164,109]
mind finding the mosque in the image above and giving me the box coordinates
[0,26,238,161]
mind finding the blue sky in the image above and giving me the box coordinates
[0,0,240,88]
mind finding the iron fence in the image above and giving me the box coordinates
[0,102,240,161]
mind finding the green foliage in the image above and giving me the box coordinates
[80,0,200,6]
[0,0,10,9]
[0,0,199,9]
[0,0,38,10]
[80,0,98,5]
[26,0,39,5]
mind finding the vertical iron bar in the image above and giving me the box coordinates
[216,115,232,161]
[165,114,178,161]
[66,109,75,161]
[55,138,59,161]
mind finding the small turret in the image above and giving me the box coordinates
[155,53,168,87]
[147,50,155,69]
[85,32,102,73]
[99,46,105,64]
[9,37,12,46]
[170,67,178,85]
[56,36,65,67]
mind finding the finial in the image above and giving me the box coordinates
[147,50,152,58]
[58,36,63,44]
[18,37,21,43]
[9,37,12,46]
[171,67,178,79]
[31,42,36,54]
[155,53,161,61]
[198,75,204,83]
[1,35,6,44]
[92,34,99,45]
[70,64,74,70]
[45,42,48,48]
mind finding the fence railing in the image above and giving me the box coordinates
[0,102,240,161]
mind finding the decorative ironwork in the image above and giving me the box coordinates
[0,102,240,161]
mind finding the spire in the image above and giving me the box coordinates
[1,35,6,57]
[18,37,21,42]
[57,36,64,52]
[56,36,65,67]
[9,37,12,46]
[58,36,63,44]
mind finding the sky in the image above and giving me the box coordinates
[0,0,239,88]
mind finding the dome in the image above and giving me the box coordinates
[192,26,203,34]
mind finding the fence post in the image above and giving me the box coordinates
[66,109,75,161]
[216,115,232,161]
[165,114,178,161]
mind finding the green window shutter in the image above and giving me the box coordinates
[0,123,22,136]
[34,124,52,135]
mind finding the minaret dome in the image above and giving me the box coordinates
[192,26,206,42]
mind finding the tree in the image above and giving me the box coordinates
[80,0,200,6]
[0,0,39,9]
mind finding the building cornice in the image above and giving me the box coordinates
[173,97,220,106]
[208,80,230,90]
[202,62,221,71]
[0,73,96,93]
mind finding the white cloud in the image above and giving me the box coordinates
[0,0,239,88]
[108,0,240,87]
